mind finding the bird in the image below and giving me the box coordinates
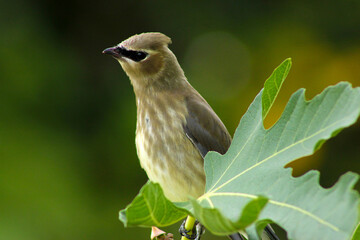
[103,32,279,240]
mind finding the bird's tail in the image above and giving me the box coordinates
[228,225,279,240]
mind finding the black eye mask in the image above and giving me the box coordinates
[116,47,148,62]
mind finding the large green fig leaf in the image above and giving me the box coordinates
[198,82,360,239]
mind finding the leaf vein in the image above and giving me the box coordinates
[143,195,161,226]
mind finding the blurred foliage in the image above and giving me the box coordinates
[0,0,359,239]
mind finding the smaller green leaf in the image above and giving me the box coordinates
[189,196,268,235]
[239,196,269,227]
[119,181,187,227]
[262,58,292,120]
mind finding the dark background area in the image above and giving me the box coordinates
[1,1,359,239]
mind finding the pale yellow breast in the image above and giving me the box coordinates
[135,94,205,202]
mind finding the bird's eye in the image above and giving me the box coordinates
[116,47,148,62]
[125,50,148,62]
[129,51,148,62]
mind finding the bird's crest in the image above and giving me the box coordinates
[120,32,172,51]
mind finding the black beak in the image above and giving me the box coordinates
[102,47,121,58]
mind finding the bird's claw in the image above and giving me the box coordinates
[179,220,205,240]
[194,222,205,240]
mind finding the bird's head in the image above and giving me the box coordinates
[103,32,185,92]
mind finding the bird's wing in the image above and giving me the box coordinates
[183,95,232,158]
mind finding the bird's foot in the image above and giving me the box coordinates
[194,222,205,240]
[179,220,205,240]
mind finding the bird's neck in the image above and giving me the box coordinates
[130,73,190,103]
[134,83,186,111]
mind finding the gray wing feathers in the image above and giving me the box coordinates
[183,96,231,158]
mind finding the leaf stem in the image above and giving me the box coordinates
[181,215,196,240]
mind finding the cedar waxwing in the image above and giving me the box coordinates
[103,32,279,240]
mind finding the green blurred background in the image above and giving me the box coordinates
[1,0,359,239]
